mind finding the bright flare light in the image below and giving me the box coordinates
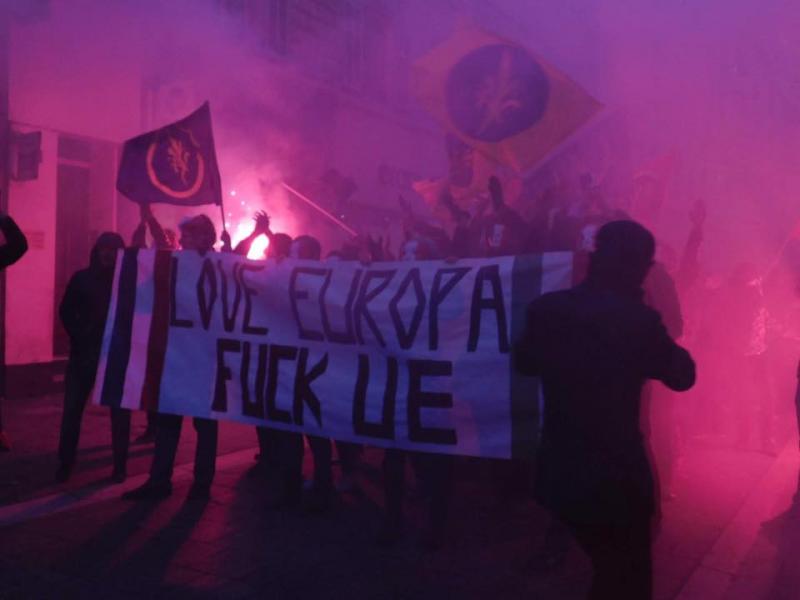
[249,235,269,259]
[231,219,270,259]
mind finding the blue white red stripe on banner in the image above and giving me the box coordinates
[92,250,575,459]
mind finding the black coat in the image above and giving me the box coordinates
[59,244,117,371]
[514,282,695,525]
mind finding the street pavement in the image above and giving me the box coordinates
[0,392,798,599]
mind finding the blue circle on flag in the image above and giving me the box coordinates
[445,44,549,143]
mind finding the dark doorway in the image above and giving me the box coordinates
[53,163,91,357]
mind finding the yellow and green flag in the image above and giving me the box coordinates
[413,27,602,173]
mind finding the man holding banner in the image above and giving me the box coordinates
[123,214,221,501]
[112,102,226,500]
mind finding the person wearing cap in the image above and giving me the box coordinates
[124,214,220,501]
[514,220,695,599]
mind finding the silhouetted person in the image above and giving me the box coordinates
[378,234,454,550]
[479,176,525,257]
[124,215,220,501]
[237,216,291,479]
[269,235,328,511]
[56,232,129,483]
[0,211,28,451]
[130,203,177,444]
[514,220,695,599]
[233,210,273,259]
[712,262,777,453]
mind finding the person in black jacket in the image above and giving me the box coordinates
[123,214,220,501]
[0,212,28,451]
[514,220,695,600]
[56,232,129,482]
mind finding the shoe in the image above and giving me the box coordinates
[122,481,172,501]
[0,431,11,451]
[55,463,72,483]
[187,483,211,500]
[111,469,127,484]
[134,430,156,444]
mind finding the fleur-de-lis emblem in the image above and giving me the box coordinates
[474,50,523,136]
[166,137,191,185]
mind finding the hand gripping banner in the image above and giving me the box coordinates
[92,251,575,459]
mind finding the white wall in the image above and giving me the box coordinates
[9,0,143,142]
[5,0,143,366]
[6,128,58,365]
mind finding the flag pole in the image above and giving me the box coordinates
[280,181,358,238]
[218,192,232,251]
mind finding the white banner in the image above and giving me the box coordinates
[93,250,574,458]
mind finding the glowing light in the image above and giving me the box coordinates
[249,236,269,259]
[240,200,245,206]
[230,219,270,259]
[230,190,237,196]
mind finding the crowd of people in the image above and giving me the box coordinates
[2,169,798,599]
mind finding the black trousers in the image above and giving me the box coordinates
[58,358,130,472]
[255,426,280,468]
[273,430,303,503]
[564,516,652,600]
[335,440,361,475]
[275,432,333,501]
[383,449,453,531]
[150,414,218,486]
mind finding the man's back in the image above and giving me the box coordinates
[515,283,695,523]
[516,220,695,599]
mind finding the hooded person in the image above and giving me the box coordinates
[124,214,220,501]
[56,232,130,483]
[514,220,695,600]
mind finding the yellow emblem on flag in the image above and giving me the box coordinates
[413,27,603,173]
[146,129,206,200]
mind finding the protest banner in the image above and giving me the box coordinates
[93,250,574,459]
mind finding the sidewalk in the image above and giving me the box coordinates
[0,393,797,599]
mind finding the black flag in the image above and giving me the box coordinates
[116,102,222,206]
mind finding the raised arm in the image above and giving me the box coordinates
[131,220,147,249]
[641,309,696,392]
[140,203,171,250]
[234,211,271,256]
